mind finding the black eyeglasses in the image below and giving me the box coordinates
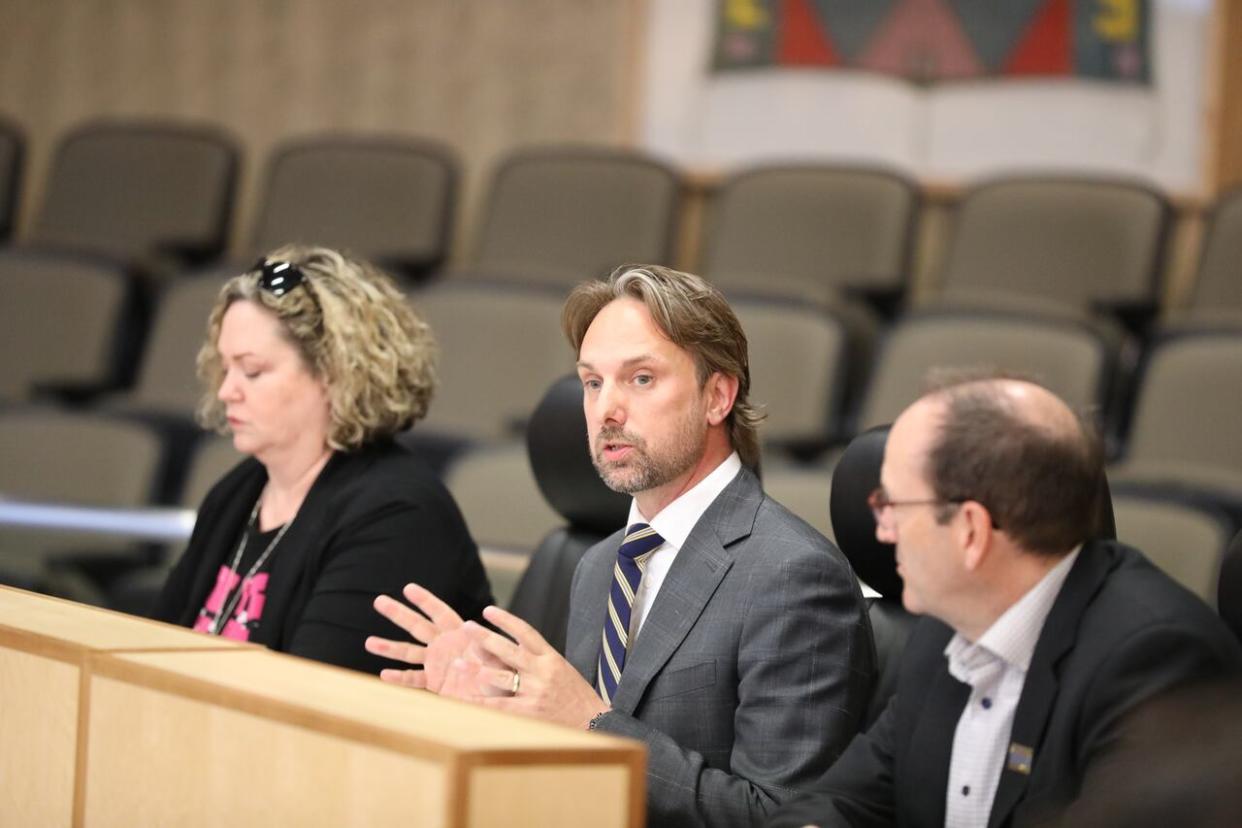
[254,258,307,297]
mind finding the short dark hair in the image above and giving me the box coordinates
[561,264,764,469]
[923,372,1104,555]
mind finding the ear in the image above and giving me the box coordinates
[704,371,739,427]
[957,501,995,571]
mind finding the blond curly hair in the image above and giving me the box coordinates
[197,245,437,450]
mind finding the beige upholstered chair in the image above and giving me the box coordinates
[106,273,226,417]
[467,146,681,286]
[29,119,237,266]
[412,283,573,442]
[1112,332,1242,496]
[0,249,132,401]
[250,134,458,282]
[701,164,917,310]
[934,175,1169,323]
[0,408,164,585]
[1168,187,1242,329]
[734,297,850,453]
[857,309,1118,432]
[1111,489,1232,606]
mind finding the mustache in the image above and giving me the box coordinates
[593,427,645,451]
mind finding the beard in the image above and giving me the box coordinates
[590,410,707,495]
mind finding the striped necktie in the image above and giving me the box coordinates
[596,522,665,704]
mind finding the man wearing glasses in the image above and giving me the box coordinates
[768,373,1242,828]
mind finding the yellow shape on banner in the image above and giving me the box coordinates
[726,0,769,30]
[1095,0,1138,41]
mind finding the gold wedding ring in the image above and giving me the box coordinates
[510,671,521,695]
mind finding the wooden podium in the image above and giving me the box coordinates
[0,586,646,827]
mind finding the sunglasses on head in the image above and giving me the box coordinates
[254,258,307,297]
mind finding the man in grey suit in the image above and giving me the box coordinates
[367,265,875,826]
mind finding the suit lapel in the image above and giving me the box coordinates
[608,468,760,714]
[567,531,622,681]
[987,542,1116,828]
[903,666,970,827]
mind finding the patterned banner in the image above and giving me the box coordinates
[712,0,1151,84]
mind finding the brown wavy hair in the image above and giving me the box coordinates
[197,245,437,450]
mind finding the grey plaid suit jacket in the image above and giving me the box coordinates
[566,466,875,827]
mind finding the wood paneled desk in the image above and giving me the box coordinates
[0,586,646,827]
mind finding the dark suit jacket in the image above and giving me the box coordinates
[768,540,1242,828]
[565,466,876,827]
[154,439,493,674]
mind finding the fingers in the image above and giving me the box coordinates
[372,594,439,643]
[402,583,464,629]
[482,605,550,656]
[479,605,548,655]
[463,621,525,670]
[437,657,523,700]
[439,657,487,700]
[378,668,427,690]
[364,635,426,666]
[464,638,508,670]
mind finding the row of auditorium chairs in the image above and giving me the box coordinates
[3,116,1242,329]
[4,257,1240,476]
[2,242,1241,496]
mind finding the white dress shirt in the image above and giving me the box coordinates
[624,452,742,641]
[942,547,1081,828]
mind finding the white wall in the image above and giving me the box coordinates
[641,0,1212,194]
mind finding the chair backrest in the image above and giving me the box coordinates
[507,375,630,653]
[117,272,228,415]
[1111,488,1233,605]
[413,283,573,441]
[734,298,849,450]
[179,434,243,508]
[442,442,561,552]
[1121,332,1242,492]
[250,135,458,280]
[0,115,23,240]
[1219,528,1242,643]
[0,409,163,506]
[0,408,165,587]
[938,176,1168,316]
[857,309,1116,433]
[1185,186,1242,319]
[758,461,836,543]
[0,249,131,400]
[701,164,917,304]
[30,119,238,263]
[828,426,911,726]
[470,146,681,286]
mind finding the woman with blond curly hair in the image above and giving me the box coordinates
[154,246,492,673]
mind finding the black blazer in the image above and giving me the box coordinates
[154,439,493,674]
[768,540,1242,828]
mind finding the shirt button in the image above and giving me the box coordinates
[962,785,971,796]
[981,697,992,709]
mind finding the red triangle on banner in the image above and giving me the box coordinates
[858,0,983,79]
[1004,0,1072,75]
[777,0,839,66]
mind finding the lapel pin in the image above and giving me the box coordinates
[1006,742,1034,775]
